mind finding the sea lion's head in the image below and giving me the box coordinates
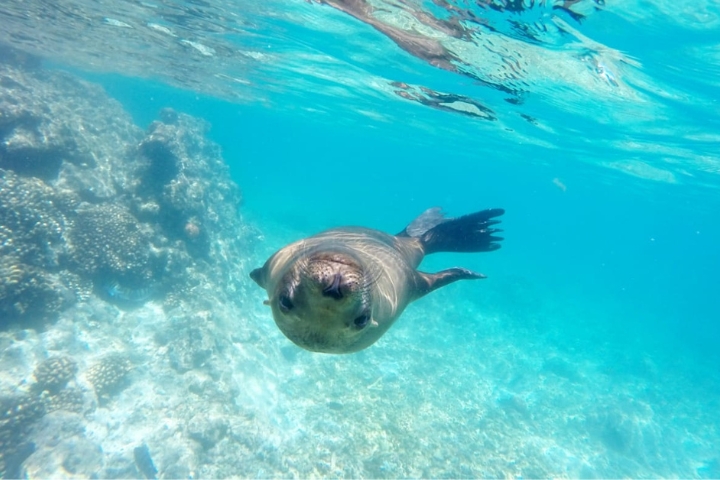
[269,249,376,353]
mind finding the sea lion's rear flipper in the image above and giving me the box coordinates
[399,207,504,254]
[417,268,486,297]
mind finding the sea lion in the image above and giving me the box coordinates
[250,207,504,354]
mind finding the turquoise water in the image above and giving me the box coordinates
[96,71,720,362]
[2,0,720,477]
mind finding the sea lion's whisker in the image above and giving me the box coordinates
[295,240,313,279]
[361,262,384,290]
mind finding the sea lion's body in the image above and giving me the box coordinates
[254,227,425,353]
[251,208,504,354]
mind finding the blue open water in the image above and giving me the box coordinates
[97,63,720,362]
[2,0,720,477]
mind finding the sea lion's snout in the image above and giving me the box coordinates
[306,252,365,301]
[322,273,344,300]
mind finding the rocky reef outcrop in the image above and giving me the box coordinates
[0,48,265,477]
[0,54,250,329]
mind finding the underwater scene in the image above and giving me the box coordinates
[1,0,719,478]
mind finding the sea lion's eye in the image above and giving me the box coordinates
[353,313,370,329]
[279,295,294,313]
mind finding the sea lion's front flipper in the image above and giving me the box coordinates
[417,268,486,297]
[250,267,267,288]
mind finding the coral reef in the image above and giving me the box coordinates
[133,108,242,260]
[67,204,156,285]
[32,356,78,394]
[0,55,253,327]
[0,62,142,189]
[0,349,92,476]
[86,355,133,399]
[44,388,88,415]
[0,54,259,478]
[0,254,69,325]
[0,170,73,324]
[0,395,45,478]
[0,169,67,266]
[0,62,149,323]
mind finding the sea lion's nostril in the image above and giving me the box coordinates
[322,273,343,300]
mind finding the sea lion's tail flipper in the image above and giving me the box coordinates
[417,268,486,296]
[399,207,504,254]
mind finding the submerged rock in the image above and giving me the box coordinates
[188,414,229,450]
[133,443,158,480]
[23,435,103,478]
